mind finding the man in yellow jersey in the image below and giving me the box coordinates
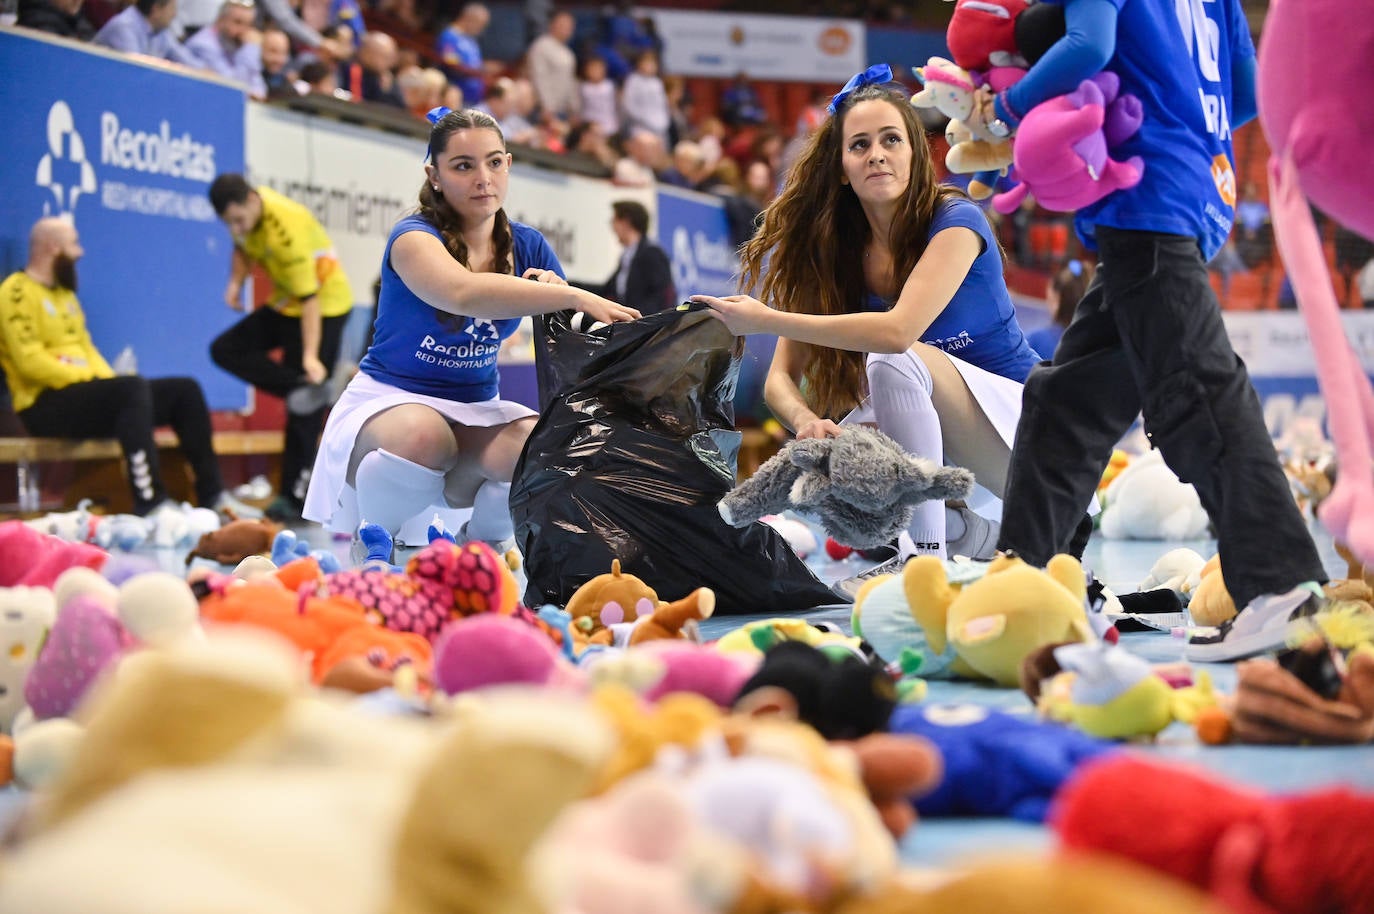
[208,173,354,521]
[0,217,260,519]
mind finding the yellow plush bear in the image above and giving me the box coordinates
[903,553,1095,687]
[0,630,612,914]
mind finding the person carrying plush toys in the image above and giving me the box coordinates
[691,63,1044,597]
[985,0,1330,662]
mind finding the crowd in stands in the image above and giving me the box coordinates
[12,0,1363,308]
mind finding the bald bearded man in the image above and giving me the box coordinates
[0,217,259,519]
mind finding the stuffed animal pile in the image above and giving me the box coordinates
[910,0,1146,212]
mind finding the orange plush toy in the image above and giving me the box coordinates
[565,559,662,644]
[197,578,432,685]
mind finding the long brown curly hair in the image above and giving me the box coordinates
[739,84,969,419]
[417,109,514,330]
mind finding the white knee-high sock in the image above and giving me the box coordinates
[465,478,514,543]
[867,352,945,559]
[354,448,446,536]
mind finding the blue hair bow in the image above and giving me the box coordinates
[827,63,894,116]
[423,106,455,161]
[1067,259,1083,277]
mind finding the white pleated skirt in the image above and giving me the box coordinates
[303,371,536,534]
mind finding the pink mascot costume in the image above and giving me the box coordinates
[1260,0,1374,564]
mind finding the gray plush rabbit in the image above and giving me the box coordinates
[718,426,975,549]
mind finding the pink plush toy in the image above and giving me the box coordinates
[432,613,584,696]
[530,771,720,914]
[323,540,520,643]
[636,641,760,708]
[0,521,107,589]
[24,595,128,720]
[993,72,1145,215]
[1260,0,1374,566]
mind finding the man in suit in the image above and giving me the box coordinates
[583,201,676,316]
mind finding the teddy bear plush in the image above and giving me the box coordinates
[992,72,1145,216]
[719,426,974,550]
[23,569,203,723]
[911,56,1017,181]
[528,769,725,914]
[894,552,1095,687]
[731,641,897,741]
[184,517,283,567]
[0,631,614,914]
[831,853,1221,914]
[1098,448,1210,541]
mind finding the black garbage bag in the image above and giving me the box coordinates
[511,304,839,613]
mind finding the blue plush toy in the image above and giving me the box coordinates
[889,702,1115,822]
[350,517,459,574]
[269,530,343,575]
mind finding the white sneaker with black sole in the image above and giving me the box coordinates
[1185,583,1325,662]
[831,552,908,603]
[946,505,999,561]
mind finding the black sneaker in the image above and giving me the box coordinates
[831,552,908,603]
[264,494,305,524]
[1185,584,1325,662]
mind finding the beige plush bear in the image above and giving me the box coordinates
[0,629,613,914]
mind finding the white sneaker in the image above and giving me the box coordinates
[232,475,273,500]
[213,491,264,520]
[831,552,908,603]
[146,500,190,548]
[946,506,999,561]
[1185,583,1325,662]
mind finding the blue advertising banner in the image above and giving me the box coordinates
[654,184,777,418]
[655,185,738,299]
[0,30,248,409]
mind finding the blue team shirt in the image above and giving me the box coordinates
[1040,0,1254,260]
[360,216,563,402]
[437,27,485,104]
[866,198,1040,383]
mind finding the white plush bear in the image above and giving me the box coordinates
[0,587,57,733]
[1100,449,1211,541]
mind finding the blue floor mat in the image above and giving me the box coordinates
[686,522,1374,865]
[85,516,1374,868]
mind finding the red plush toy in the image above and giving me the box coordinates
[1052,755,1374,914]
[825,538,854,561]
[945,0,1029,72]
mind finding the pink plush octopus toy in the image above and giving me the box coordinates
[1259,0,1374,565]
[323,539,521,642]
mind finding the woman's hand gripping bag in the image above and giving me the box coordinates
[513,304,838,613]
